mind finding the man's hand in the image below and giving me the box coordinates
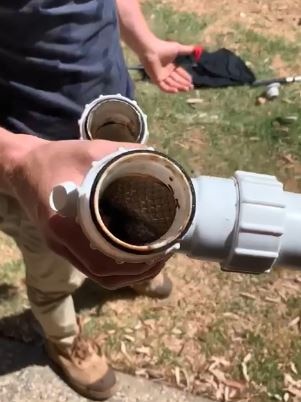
[139,38,194,93]
[5,133,167,289]
[116,0,194,93]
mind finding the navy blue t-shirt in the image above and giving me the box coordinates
[0,0,134,140]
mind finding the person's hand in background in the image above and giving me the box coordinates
[1,129,167,289]
[116,0,194,94]
[139,38,194,93]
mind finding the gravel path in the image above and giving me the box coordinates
[0,338,212,402]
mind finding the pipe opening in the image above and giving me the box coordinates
[86,99,144,143]
[91,151,195,253]
[99,174,177,245]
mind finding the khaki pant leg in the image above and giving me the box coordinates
[0,194,85,347]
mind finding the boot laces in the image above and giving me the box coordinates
[71,336,97,361]
[70,317,98,362]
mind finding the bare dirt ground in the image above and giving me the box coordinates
[161,0,301,43]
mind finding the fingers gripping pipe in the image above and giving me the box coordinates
[50,94,301,273]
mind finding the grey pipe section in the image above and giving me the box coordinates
[181,171,301,274]
[181,176,237,263]
[277,192,301,269]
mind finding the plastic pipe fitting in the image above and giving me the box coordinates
[78,94,149,144]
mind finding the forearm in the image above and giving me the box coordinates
[115,0,156,57]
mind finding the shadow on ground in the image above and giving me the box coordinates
[73,278,138,312]
[0,279,137,376]
[0,284,20,301]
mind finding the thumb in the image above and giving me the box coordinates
[176,44,195,56]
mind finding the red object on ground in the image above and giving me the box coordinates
[193,46,204,61]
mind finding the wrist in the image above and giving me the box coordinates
[134,35,161,60]
[133,32,159,59]
[115,0,163,61]
[119,21,158,59]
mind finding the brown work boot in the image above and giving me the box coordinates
[46,335,116,401]
[131,271,173,299]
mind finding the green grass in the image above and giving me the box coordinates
[0,260,26,316]
[198,319,231,356]
[291,338,301,374]
[142,2,211,42]
[0,260,23,281]
[157,346,180,366]
[235,27,301,66]
[286,295,301,311]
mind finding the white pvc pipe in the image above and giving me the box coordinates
[181,176,237,262]
[181,171,280,274]
[78,94,149,144]
[50,148,194,264]
[276,192,301,269]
